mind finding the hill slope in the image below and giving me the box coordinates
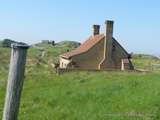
[33,40,81,49]
[0,41,2,47]
[0,42,160,120]
[56,41,81,48]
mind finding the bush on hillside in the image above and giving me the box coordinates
[56,41,81,48]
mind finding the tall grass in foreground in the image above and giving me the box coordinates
[1,70,160,120]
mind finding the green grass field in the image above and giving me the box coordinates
[0,43,160,120]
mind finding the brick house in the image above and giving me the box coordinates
[59,20,134,70]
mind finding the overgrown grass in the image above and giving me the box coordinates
[0,45,160,120]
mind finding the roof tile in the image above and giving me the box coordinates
[61,34,105,58]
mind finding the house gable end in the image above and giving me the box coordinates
[112,37,129,57]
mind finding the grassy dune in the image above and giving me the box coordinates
[0,43,160,120]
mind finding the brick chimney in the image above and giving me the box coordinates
[99,20,114,69]
[104,20,114,60]
[93,25,100,36]
[105,20,113,38]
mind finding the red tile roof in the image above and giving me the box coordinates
[61,34,105,58]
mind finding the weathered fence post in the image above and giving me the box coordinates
[3,43,29,120]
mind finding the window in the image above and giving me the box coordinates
[112,44,116,51]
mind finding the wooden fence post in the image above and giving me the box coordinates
[2,43,29,120]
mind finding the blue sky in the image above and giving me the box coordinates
[0,0,160,55]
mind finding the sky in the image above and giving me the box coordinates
[0,0,160,55]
